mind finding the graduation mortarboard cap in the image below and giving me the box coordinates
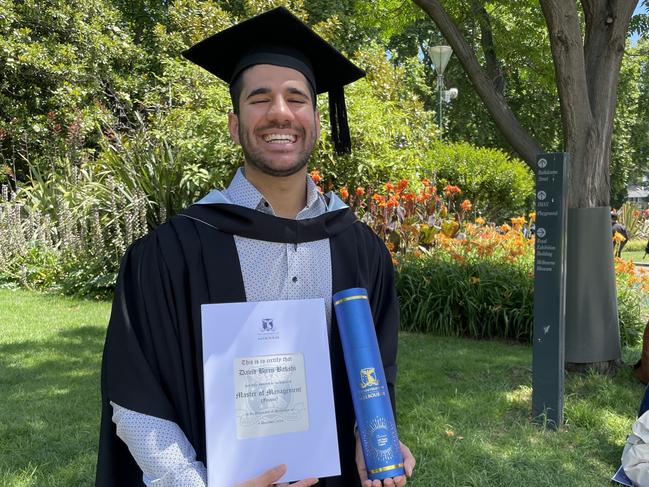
[182,6,365,155]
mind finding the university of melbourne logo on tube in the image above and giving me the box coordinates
[360,368,379,389]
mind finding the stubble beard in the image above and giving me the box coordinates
[239,123,315,178]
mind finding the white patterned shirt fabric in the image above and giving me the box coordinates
[112,168,336,486]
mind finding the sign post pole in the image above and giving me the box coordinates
[532,152,568,429]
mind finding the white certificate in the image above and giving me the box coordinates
[201,299,340,486]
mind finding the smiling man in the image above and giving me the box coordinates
[96,7,414,487]
[231,63,319,179]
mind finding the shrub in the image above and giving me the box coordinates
[615,258,649,347]
[394,222,535,341]
[95,130,222,228]
[394,230,647,347]
[626,239,648,252]
[0,169,147,299]
[423,141,535,222]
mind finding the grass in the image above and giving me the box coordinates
[0,289,644,486]
[0,289,110,486]
[621,238,648,264]
[622,248,648,263]
[397,335,642,486]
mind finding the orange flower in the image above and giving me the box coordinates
[386,195,399,208]
[385,182,395,192]
[613,231,627,243]
[511,216,526,227]
[310,170,322,184]
[372,193,385,203]
[397,179,409,192]
[460,199,472,212]
[443,184,461,197]
[422,178,431,187]
[475,216,486,225]
[355,187,365,197]
[340,186,349,200]
[500,223,511,233]
[529,211,536,222]
[403,192,416,202]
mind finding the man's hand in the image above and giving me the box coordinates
[356,438,416,487]
[234,464,319,487]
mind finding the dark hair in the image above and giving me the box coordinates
[229,73,245,115]
[228,68,317,115]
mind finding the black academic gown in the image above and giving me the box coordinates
[96,203,400,487]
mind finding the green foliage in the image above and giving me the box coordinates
[617,278,645,349]
[0,158,148,298]
[396,251,534,341]
[310,41,438,189]
[397,250,647,349]
[611,39,648,206]
[423,141,534,222]
[0,0,149,179]
[626,239,649,252]
[617,202,644,240]
[615,257,649,348]
[96,130,220,228]
[5,240,61,290]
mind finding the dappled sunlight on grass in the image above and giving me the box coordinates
[396,333,642,486]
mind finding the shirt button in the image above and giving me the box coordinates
[292,276,298,283]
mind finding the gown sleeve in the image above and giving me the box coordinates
[97,233,197,486]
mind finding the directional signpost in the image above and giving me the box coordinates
[532,153,568,429]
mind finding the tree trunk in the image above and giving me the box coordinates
[412,0,639,372]
[539,0,636,208]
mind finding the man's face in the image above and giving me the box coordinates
[228,64,320,177]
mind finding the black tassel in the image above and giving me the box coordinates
[328,86,352,155]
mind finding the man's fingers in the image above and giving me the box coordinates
[355,435,370,482]
[393,475,407,487]
[290,478,319,486]
[256,464,287,484]
[400,442,416,477]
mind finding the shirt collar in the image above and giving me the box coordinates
[194,168,347,218]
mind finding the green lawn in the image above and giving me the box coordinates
[0,289,644,486]
[0,289,110,486]
[622,248,648,263]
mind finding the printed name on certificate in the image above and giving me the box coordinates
[233,353,309,439]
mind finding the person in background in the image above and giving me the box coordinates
[612,211,629,258]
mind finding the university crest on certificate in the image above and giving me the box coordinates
[201,298,340,485]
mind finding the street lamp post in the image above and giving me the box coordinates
[428,45,454,131]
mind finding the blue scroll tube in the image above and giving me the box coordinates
[333,287,405,480]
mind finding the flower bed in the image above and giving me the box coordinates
[313,171,649,345]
